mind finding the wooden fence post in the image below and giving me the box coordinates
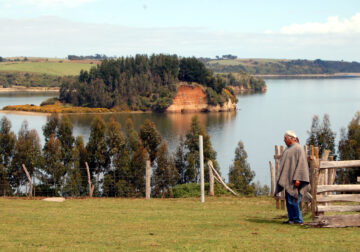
[22,164,32,198]
[269,161,274,196]
[146,160,151,199]
[321,150,331,206]
[85,162,94,198]
[274,145,280,209]
[208,160,238,196]
[199,135,205,203]
[280,146,285,210]
[310,148,320,219]
[209,162,214,196]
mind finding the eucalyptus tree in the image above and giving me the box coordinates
[43,114,59,143]
[129,140,147,197]
[103,117,126,196]
[228,141,255,195]
[152,141,178,198]
[337,112,360,184]
[63,136,87,196]
[56,115,75,168]
[139,119,162,164]
[174,135,187,184]
[86,116,110,196]
[10,121,42,194]
[184,116,219,183]
[307,114,336,156]
[0,116,16,195]
[42,134,64,196]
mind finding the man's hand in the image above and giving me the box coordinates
[294,180,300,187]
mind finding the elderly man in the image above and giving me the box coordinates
[275,130,310,224]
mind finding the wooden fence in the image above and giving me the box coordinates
[270,145,333,211]
[310,149,360,228]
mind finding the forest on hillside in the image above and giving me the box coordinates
[0,71,75,88]
[59,54,246,112]
[205,58,360,75]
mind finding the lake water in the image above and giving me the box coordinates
[1,78,360,186]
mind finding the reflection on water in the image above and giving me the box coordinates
[67,111,237,152]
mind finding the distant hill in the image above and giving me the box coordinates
[203,58,360,75]
[0,58,95,87]
[0,59,94,76]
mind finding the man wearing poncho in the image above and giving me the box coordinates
[275,130,310,224]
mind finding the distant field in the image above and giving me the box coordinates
[0,196,358,251]
[207,58,288,66]
[0,61,94,76]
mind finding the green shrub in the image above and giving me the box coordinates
[172,183,231,198]
[40,97,59,106]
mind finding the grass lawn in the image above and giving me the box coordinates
[0,62,94,76]
[0,196,358,251]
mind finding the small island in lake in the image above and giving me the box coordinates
[1,55,266,113]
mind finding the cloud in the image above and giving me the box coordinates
[280,12,360,35]
[0,16,359,61]
[1,0,95,8]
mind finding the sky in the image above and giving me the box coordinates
[0,0,359,61]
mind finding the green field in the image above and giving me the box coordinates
[0,197,358,251]
[207,58,287,66]
[0,61,94,76]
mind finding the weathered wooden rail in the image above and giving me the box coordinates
[310,150,360,228]
[270,145,286,210]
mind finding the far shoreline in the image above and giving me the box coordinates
[255,72,360,78]
[0,110,52,116]
[0,86,59,93]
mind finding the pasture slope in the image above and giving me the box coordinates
[0,196,358,251]
[0,61,94,76]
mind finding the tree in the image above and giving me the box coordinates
[106,118,141,197]
[86,116,110,195]
[129,140,147,196]
[174,135,187,184]
[139,119,162,164]
[103,117,126,196]
[125,118,139,155]
[184,116,219,182]
[228,141,255,195]
[0,117,16,195]
[337,112,360,183]
[179,57,211,85]
[57,115,75,168]
[152,141,178,198]
[43,114,59,143]
[306,114,336,156]
[10,121,42,194]
[42,134,65,196]
[63,136,87,197]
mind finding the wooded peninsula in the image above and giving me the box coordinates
[1,55,265,113]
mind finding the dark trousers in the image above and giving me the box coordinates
[285,191,304,223]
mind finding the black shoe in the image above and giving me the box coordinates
[293,221,304,225]
[282,220,294,224]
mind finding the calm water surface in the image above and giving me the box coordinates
[1,78,360,185]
